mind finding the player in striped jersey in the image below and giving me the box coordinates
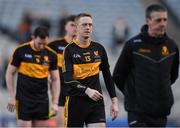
[63,13,119,127]
[48,14,76,127]
[6,27,60,127]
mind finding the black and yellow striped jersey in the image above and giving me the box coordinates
[48,36,70,98]
[10,41,57,102]
[48,37,69,69]
[63,40,116,98]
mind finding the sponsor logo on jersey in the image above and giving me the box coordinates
[138,48,151,53]
[73,53,81,58]
[24,54,32,58]
[58,46,65,50]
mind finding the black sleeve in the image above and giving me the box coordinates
[62,47,87,96]
[100,46,109,70]
[171,47,179,84]
[10,48,22,67]
[100,47,116,98]
[102,68,116,98]
[49,52,58,70]
[113,41,132,92]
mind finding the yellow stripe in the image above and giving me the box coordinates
[73,62,100,80]
[64,96,70,127]
[73,40,91,48]
[57,54,63,68]
[16,100,19,120]
[18,62,49,78]
[45,46,57,55]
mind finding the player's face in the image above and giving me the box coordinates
[33,36,48,51]
[146,11,167,37]
[65,21,77,37]
[77,16,93,39]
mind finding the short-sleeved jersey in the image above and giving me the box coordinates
[63,40,110,96]
[10,41,57,102]
[48,37,70,99]
[48,37,69,69]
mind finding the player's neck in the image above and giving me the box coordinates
[65,34,75,43]
[31,41,40,51]
[76,36,91,46]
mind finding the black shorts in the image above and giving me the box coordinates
[16,100,49,121]
[65,96,106,127]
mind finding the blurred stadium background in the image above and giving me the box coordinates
[0,0,180,127]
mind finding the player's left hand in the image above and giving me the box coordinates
[110,97,119,121]
[51,103,59,116]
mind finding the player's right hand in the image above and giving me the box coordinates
[85,87,103,101]
[7,98,16,112]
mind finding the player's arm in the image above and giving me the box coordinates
[49,70,60,105]
[171,46,179,84]
[6,47,21,112]
[49,69,60,115]
[64,71,103,101]
[49,51,60,114]
[5,64,17,112]
[101,46,119,120]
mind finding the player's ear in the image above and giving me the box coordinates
[145,17,150,25]
[31,35,35,39]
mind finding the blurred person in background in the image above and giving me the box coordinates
[62,13,119,127]
[48,14,77,127]
[113,4,179,127]
[15,10,33,44]
[38,17,51,32]
[111,17,129,52]
[58,8,69,37]
[5,27,60,127]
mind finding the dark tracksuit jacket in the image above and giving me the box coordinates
[113,25,179,117]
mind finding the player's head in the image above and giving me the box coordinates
[145,4,167,37]
[65,14,77,37]
[32,26,49,50]
[75,13,93,39]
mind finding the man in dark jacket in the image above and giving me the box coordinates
[113,4,179,127]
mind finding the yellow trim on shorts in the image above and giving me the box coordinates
[16,100,19,120]
[64,96,70,127]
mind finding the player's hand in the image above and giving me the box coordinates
[110,97,119,121]
[7,97,16,112]
[85,87,103,101]
[51,103,59,116]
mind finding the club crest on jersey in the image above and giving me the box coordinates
[35,58,40,63]
[161,46,169,56]
[44,56,49,62]
[94,51,99,56]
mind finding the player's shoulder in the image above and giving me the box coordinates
[14,41,31,52]
[45,46,57,55]
[48,37,66,45]
[91,40,106,50]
